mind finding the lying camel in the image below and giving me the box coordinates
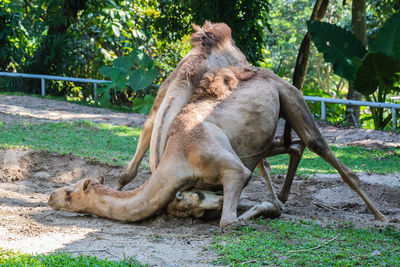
[116,21,302,206]
[48,66,387,226]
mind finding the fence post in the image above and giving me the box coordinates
[94,83,97,104]
[321,101,326,121]
[392,107,397,131]
[41,78,45,96]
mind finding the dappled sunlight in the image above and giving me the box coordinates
[0,95,146,127]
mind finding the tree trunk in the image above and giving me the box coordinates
[283,0,329,147]
[345,0,367,126]
[324,64,331,93]
[292,0,329,91]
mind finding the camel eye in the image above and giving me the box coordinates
[65,190,72,201]
[195,191,205,200]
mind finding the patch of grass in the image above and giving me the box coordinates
[210,219,400,266]
[0,120,399,174]
[268,146,400,175]
[0,248,145,266]
[0,121,141,166]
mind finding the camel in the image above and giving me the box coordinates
[49,66,387,227]
[116,21,249,190]
[116,21,301,207]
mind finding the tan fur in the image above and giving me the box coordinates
[49,66,387,226]
[117,21,249,191]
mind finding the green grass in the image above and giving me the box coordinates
[268,145,400,175]
[0,119,399,266]
[0,121,141,166]
[0,248,145,266]
[210,219,400,266]
[0,120,399,173]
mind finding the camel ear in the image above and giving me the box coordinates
[191,23,202,32]
[96,176,105,184]
[82,179,92,192]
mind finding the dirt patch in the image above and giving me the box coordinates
[0,95,146,128]
[0,149,399,266]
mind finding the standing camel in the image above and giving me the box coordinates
[116,21,302,206]
[49,66,387,226]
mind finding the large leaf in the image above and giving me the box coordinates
[99,66,115,77]
[370,12,400,61]
[131,95,155,114]
[307,21,367,81]
[97,83,113,105]
[130,48,154,69]
[112,56,134,73]
[354,52,400,96]
[99,66,127,90]
[127,67,158,91]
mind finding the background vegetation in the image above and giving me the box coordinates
[0,0,399,127]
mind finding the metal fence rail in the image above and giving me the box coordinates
[0,72,111,101]
[1,72,399,130]
[304,96,400,130]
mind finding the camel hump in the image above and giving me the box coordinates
[190,21,234,53]
[192,67,257,102]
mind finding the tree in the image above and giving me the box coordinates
[292,0,329,91]
[344,0,367,126]
[155,0,271,65]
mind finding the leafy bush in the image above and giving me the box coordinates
[303,85,345,124]
[308,13,400,130]
[99,49,158,114]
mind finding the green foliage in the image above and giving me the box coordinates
[0,248,144,266]
[369,12,400,60]
[307,21,367,81]
[99,49,158,113]
[155,0,271,65]
[308,13,400,130]
[211,219,400,266]
[367,0,400,36]
[131,94,155,114]
[354,52,400,96]
[303,86,346,124]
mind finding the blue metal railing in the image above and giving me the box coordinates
[1,72,399,130]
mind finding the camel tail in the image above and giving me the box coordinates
[283,120,292,148]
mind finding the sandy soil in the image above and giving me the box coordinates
[0,95,399,266]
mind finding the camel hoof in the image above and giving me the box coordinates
[277,193,288,204]
[220,217,238,228]
[275,199,286,211]
[374,212,388,223]
[114,184,124,191]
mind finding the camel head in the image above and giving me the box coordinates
[191,21,248,67]
[48,177,104,212]
[167,190,223,218]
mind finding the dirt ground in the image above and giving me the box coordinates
[0,95,399,266]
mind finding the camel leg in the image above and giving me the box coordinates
[267,140,305,203]
[280,88,387,221]
[257,159,285,210]
[116,117,153,190]
[238,201,281,221]
[263,140,305,203]
[220,166,252,227]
